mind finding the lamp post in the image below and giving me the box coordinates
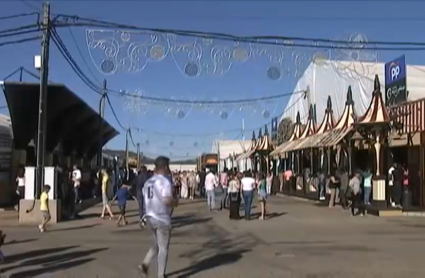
[97,80,107,167]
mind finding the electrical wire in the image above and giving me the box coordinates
[0,12,39,21]
[132,127,242,137]
[67,26,101,84]
[128,128,137,148]
[19,0,44,13]
[53,14,425,51]
[0,28,41,39]
[50,28,103,95]
[105,94,127,132]
[122,90,305,105]
[0,24,40,35]
[243,92,307,135]
[0,36,41,48]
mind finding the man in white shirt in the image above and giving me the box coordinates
[139,156,177,278]
[72,165,82,204]
[205,170,217,211]
[388,164,396,207]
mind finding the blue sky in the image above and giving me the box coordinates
[0,0,425,159]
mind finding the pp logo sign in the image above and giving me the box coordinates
[390,62,400,81]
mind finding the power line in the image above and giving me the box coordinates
[121,90,305,104]
[0,12,39,21]
[67,26,101,84]
[133,127,242,137]
[0,36,41,48]
[105,93,127,132]
[50,27,103,95]
[53,14,425,50]
[0,24,40,35]
[19,0,44,13]
[128,128,137,148]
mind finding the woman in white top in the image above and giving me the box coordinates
[180,172,189,199]
[15,167,25,211]
[241,171,256,220]
[266,172,273,195]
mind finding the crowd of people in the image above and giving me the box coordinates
[169,168,275,221]
[280,163,410,216]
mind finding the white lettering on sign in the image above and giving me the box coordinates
[386,85,406,101]
[391,65,400,80]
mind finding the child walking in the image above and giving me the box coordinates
[116,184,132,227]
[38,185,51,233]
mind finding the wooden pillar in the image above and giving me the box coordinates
[347,142,353,175]
[372,134,387,207]
[326,147,331,175]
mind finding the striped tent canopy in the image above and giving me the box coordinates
[256,124,274,152]
[293,96,336,150]
[288,112,303,141]
[357,75,390,125]
[236,131,258,161]
[318,86,357,147]
[286,105,317,152]
[316,96,336,134]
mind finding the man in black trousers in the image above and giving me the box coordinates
[132,166,148,228]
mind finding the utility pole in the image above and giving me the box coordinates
[97,79,107,167]
[125,129,129,179]
[35,2,51,199]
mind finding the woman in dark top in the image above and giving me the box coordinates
[228,172,241,220]
[328,170,340,208]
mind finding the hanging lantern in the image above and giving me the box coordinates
[267,66,281,80]
[262,109,271,119]
[176,109,185,119]
[220,111,228,120]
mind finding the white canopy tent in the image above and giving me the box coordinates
[211,139,252,172]
[281,60,425,124]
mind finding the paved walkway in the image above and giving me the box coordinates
[1,196,425,277]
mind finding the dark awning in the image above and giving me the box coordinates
[2,82,119,159]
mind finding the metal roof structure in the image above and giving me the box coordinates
[2,82,119,158]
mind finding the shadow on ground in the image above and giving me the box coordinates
[9,258,95,278]
[1,246,108,277]
[4,239,38,246]
[171,214,213,229]
[168,222,257,277]
[249,212,287,219]
[52,223,101,232]
[4,246,79,263]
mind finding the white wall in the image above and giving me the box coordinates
[144,164,197,172]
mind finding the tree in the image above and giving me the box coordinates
[277,117,294,144]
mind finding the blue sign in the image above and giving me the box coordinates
[385,55,407,106]
[385,55,406,85]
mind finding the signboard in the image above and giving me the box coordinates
[206,158,217,164]
[271,117,278,140]
[385,55,407,106]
